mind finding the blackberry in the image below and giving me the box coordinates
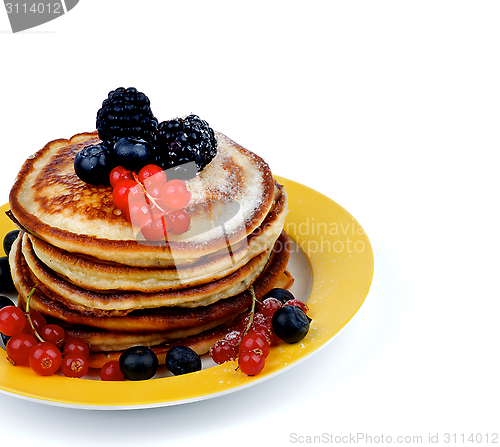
[154,115,217,174]
[96,87,158,145]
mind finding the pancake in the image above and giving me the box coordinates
[12,231,290,332]
[74,266,295,369]
[9,131,276,267]
[7,128,293,371]
[27,185,287,292]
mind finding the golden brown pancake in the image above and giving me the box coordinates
[27,186,287,292]
[21,232,273,312]
[9,132,277,267]
[12,231,290,333]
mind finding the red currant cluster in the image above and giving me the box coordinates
[210,290,309,376]
[0,301,90,377]
[110,164,192,241]
[0,291,127,380]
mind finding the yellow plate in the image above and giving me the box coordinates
[0,177,374,409]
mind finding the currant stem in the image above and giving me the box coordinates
[243,286,259,337]
[25,287,44,343]
[132,172,168,215]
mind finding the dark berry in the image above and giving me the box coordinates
[271,305,310,344]
[3,230,20,256]
[154,115,217,174]
[74,143,113,185]
[96,87,157,145]
[119,346,159,381]
[165,345,202,375]
[0,295,15,310]
[111,137,153,171]
[0,257,15,293]
[262,288,295,305]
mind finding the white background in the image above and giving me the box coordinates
[0,1,499,446]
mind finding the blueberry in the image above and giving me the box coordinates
[165,346,202,376]
[0,257,15,293]
[262,288,295,305]
[0,295,15,310]
[112,137,153,171]
[74,143,113,185]
[3,230,20,256]
[119,346,159,380]
[272,305,310,343]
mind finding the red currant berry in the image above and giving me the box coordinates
[141,213,170,241]
[41,324,65,347]
[63,336,90,359]
[113,179,142,211]
[238,350,265,376]
[29,342,62,376]
[28,311,47,334]
[61,354,89,378]
[167,209,191,235]
[284,299,309,314]
[126,197,153,228]
[6,333,37,366]
[138,164,167,186]
[145,182,163,204]
[260,297,282,318]
[239,331,270,358]
[100,360,125,381]
[224,330,243,347]
[0,306,28,336]
[210,339,237,365]
[269,330,283,346]
[160,179,191,210]
[109,166,133,188]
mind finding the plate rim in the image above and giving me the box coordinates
[0,176,374,409]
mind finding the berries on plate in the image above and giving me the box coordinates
[165,345,202,376]
[40,324,65,347]
[6,332,37,366]
[3,230,20,256]
[262,288,295,305]
[29,342,62,376]
[61,354,89,378]
[96,87,158,145]
[209,286,312,376]
[74,143,113,185]
[100,360,125,381]
[0,305,27,336]
[238,349,265,376]
[272,305,310,344]
[0,256,15,293]
[119,346,159,381]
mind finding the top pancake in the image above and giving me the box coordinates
[9,131,276,267]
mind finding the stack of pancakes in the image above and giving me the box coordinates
[8,131,291,368]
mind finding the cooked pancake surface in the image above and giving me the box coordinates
[21,232,280,311]
[9,132,276,266]
[28,186,287,292]
[12,231,290,335]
